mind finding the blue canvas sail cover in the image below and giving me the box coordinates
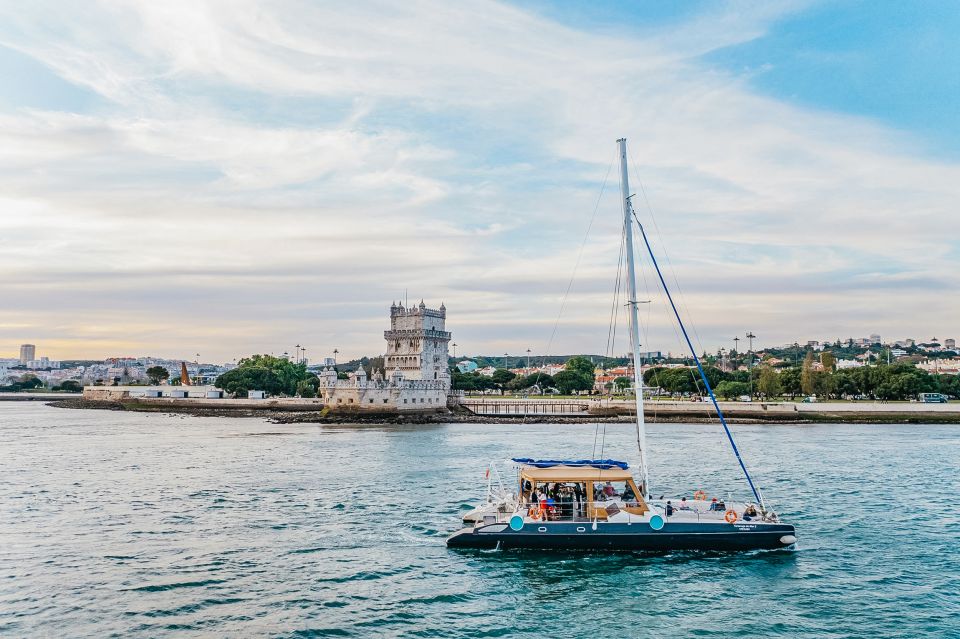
[512,458,629,470]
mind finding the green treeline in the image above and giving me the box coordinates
[452,356,596,394]
[644,360,960,401]
[215,354,319,398]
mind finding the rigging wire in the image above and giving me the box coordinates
[631,206,764,505]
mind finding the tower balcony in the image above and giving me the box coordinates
[384,328,451,340]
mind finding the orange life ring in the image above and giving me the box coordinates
[694,490,707,501]
[528,507,542,520]
[724,509,738,524]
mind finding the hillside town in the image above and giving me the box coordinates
[4,331,959,401]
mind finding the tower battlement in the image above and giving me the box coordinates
[384,300,450,387]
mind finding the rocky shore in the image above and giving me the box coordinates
[46,397,960,424]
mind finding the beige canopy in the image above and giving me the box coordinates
[519,465,634,482]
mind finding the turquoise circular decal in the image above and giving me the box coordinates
[649,514,665,531]
[509,515,524,531]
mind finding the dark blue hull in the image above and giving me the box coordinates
[447,520,796,552]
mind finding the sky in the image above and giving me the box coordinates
[1,0,958,363]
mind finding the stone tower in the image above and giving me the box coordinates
[384,300,451,388]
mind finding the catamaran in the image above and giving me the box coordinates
[447,138,797,551]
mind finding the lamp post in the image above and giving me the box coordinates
[295,343,301,363]
[503,352,509,370]
[452,343,457,359]
[301,347,307,366]
[195,353,200,385]
[746,332,756,398]
[333,349,339,367]
[526,348,531,371]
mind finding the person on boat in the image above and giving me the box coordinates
[559,486,574,519]
[544,497,558,520]
[573,483,585,517]
[708,497,721,511]
[743,504,759,521]
[621,482,636,503]
[679,496,691,510]
[603,482,618,498]
[665,501,674,518]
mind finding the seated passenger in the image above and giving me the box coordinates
[743,504,758,521]
[603,481,618,497]
[665,500,674,517]
[679,496,691,510]
[621,483,636,502]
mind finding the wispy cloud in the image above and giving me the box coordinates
[0,0,956,360]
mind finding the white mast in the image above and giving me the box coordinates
[617,138,649,496]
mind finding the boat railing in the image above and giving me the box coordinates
[511,499,649,523]
[646,500,733,523]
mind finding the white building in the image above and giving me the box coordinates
[316,301,452,411]
[836,359,863,370]
[916,359,960,375]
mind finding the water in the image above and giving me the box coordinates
[1,403,958,638]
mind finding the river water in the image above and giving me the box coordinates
[1,402,958,637]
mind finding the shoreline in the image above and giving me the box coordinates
[45,398,960,425]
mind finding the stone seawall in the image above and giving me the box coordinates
[51,394,960,424]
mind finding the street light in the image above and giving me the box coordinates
[295,343,301,363]
[503,352,509,369]
[452,342,457,359]
[526,348,531,370]
[333,349,339,366]
[746,332,756,398]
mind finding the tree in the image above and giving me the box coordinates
[550,356,595,394]
[564,356,596,379]
[215,354,311,397]
[490,368,516,393]
[699,366,728,391]
[715,380,751,400]
[756,367,782,399]
[295,379,317,398]
[820,351,837,372]
[553,370,589,394]
[613,376,632,392]
[779,367,802,399]
[17,375,43,390]
[642,366,666,385]
[801,351,816,395]
[59,380,82,392]
[146,366,170,385]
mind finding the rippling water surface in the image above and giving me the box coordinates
[1,402,958,637]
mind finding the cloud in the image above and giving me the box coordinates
[0,0,957,360]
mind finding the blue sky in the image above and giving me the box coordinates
[0,0,957,361]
